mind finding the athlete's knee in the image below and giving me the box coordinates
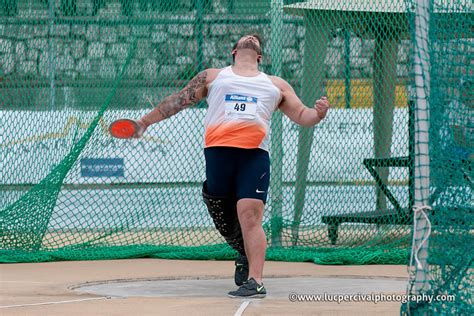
[237,199,264,229]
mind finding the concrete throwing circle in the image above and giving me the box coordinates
[74,276,407,299]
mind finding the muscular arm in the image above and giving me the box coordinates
[138,70,209,128]
[271,76,329,127]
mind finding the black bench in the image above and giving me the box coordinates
[322,156,414,245]
[322,103,415,245]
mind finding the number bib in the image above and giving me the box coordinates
[224,94,258,119]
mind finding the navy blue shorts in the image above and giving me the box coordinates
[204,147,270,203]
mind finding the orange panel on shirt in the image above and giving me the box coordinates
[205,122,267,149]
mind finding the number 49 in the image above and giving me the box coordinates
[234,103,246,111]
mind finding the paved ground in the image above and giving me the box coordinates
[1,259,408,315]
[75,276,408,299]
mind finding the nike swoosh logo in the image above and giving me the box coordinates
[257,285,265,292]
[256,189,265,193]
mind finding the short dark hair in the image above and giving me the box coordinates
[232,34,263,62]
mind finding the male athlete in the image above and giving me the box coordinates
[127,34,330,298]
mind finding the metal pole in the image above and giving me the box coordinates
[292,11,331,245]
[196,0,204,72]
[270,0,284,247]
[48,0,56,110]
[373,29,398,212]
[344,29,351,109]
[411,0,432,296]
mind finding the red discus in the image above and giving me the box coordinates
[109,119,140,139]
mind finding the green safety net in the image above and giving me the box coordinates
[402,0,472,315]
[0,0,422,265]
[0,3,470,311]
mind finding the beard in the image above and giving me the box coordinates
[236,39,262,55]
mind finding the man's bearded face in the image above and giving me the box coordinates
[236,36,262,55]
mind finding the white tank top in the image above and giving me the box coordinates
[204,66,281,151]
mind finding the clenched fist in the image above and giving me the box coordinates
[314,96,330,120]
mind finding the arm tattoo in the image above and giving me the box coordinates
[158,71,207,118]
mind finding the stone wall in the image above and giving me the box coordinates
[0,1,411,109]
[0,1,413,80]
[0,20,411,79]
